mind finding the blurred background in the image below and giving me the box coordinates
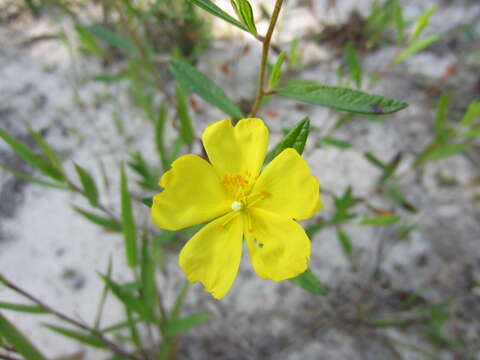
[0,0,480,359]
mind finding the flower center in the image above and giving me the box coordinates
[231,201,244,212]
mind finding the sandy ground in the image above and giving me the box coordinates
[1,0,480,359]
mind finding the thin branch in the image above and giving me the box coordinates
[0,275,143,360]
[249,0,284,117]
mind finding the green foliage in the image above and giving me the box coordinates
[73,207,122,232]
[344,43,362,88]
[410,6,437,42]
[277,80,408,114]
[120,166,138,268]
[44,324,107,349]
[75,164,99,207]
[230,0,257,35]
[188,0,248,31]
[336,229,353,255]
[265,117,310,163]
[268,51,286,90]
[394,35,440,63]
[0,128,64,181]
[0,302,48,314]
[164,312,211,337]
[289,268,328,296]
[360,214,400,226]
[0,313,47,360]
[170,59,244,119]
[176,81,195,146]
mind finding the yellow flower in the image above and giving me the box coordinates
[151,118,322,299]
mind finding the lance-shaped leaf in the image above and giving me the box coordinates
[336,229,352,255]
[170,59,244,119]
[43,324,107,349]
[410,6,437,42]
[120,166,137,268]
[188,0,247,31]
[81,25,135,52]
[176,81,195,146]
[75,164,99,207]
[394,35,440,63]
[0,164,69,190]
[290,268,327,296]
[164,312,211,337]
[100,275,157,323]
[360,215,400,226]
[265,117,310,163]
[0,313,48,360]
[73,207,122,232]
[268,51,286,90]
[0,128,64,181]
[277,80,408,114]
[231,0,257,35]
[0,302,49,314]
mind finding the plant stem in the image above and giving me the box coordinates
[0,275,143,360]
[249,0,284,117]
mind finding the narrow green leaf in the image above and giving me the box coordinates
[0,165,69,191]
[0,313,47,360]
[171,282,190,321]
[0,302,48,314]
[154,231,177,246]
[463,126,480,137]
[141,236,156,313]
[387,186,417,213]
[126,310,141,347]
[394,35,440,63]
[410,6,437,42]
[322,137,351,149]
[155,105,169,170]
[141,196,154,207]
[435,94,450,136]
[176,81,194,146]
[290,268,327,296]
[344,43,362,88]
[27,127,63,174]
[83,25,135,52]
[336,229,352,255]
[393,0,405,44]
[164,312,211,337]
[360,215,400,226]
[265,117,310,164]
[75,25,105,56]
[416,143,468,165]
[170,59,244,119]
[188,0,248,31]
[460,100,480,127]
[100,275,157,323]
[43,324,106,349]
[231,0,257,35]
[101,318,141,333]
[0,128,63,181]
[73,207,122,232]
[120,166,137,268]
[268,51,286,90]
[277,80,408,115]
[75,164,99,207]
[364,152,386,169]
[379,152,402,185]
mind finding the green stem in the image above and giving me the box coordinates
[249,0,284,117]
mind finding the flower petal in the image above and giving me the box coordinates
[252,148,321,221]
[179,213,244,299]
[202,118,268,177]
[246,208,310,281]
[151,154,230,231]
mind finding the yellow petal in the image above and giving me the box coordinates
[246,208,310,281]
[179,213,244,299]
[202,118,268,177]
[151,154,230,231]
[252,148,321,221]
